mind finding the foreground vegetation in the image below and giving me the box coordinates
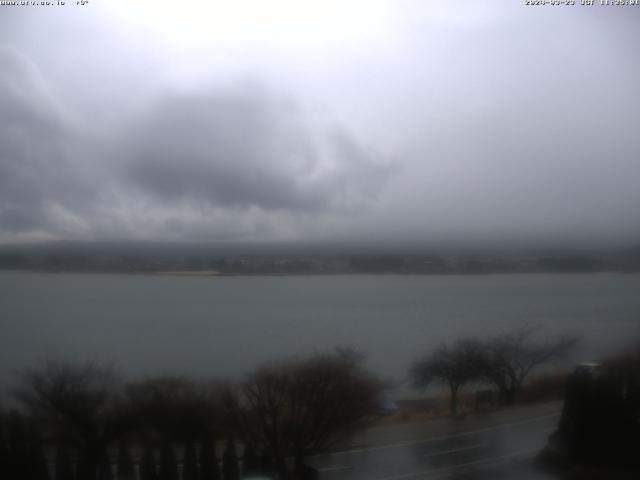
[2,243,640,274]
[411,326,579,415]
[539,340,640,474]
[1,349,382,480]
[4,328,638,479]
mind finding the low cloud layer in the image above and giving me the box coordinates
[124,88,391,213]
[0,49,92,240]
[1,2,640,248]
[0,48,391,243]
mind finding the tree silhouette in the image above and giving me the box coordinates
[603,340,640,415]
[139,445,157,480]
[26,430,50,480]
[124,376,223,443]
[54,446,74,480]
[157,441,178,480]
[15,361,125,480]
[228,348,382,476]
[222,439,239,480]
[181,441,198,480]
[116,441,135,480]
[0,419,7,478]
[484,326,579,404]
[411,339,486,416]
[5,412,30,479]
[199,434,220,480]
[2,412,50,480]
[98,452,114,480]
[241,442,262,478]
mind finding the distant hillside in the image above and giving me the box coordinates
[0,242,639,274]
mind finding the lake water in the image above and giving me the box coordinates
[1,271,639,394]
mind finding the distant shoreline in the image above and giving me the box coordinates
[1,250,638,275]
[0,269,637,277]
[155,270,222,276]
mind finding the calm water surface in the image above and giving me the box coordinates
[1,272,639,392]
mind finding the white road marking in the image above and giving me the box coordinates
[317,465,353,472]
[374,448,539,480]
[422,442,487,458]
[310,412,560,458]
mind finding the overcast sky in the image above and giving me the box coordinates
[1,1,639,249]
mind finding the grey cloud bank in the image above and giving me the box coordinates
[0,47,391,243]
[0,48,93,240]
[124,87,391,213]
[1,1,639,248]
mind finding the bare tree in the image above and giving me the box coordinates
[139,445,157,480]
[157,440,178,480]
[227,349,382,478]
[411,339,486,416]
[199,432,221,480]
[116,441,136,480]
[601,339,640,414]
[2,411,49,480]
[14,360,125,480]
[182,441,198,480]
[124,376,225,442]
[483,326,579,404]
[221,439,239,480]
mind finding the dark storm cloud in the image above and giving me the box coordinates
[0,48,94,238]
[1,2,640,246]
[123,87,392,213]
[0,47,392,241]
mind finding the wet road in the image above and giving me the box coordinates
[307,402,562,480]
